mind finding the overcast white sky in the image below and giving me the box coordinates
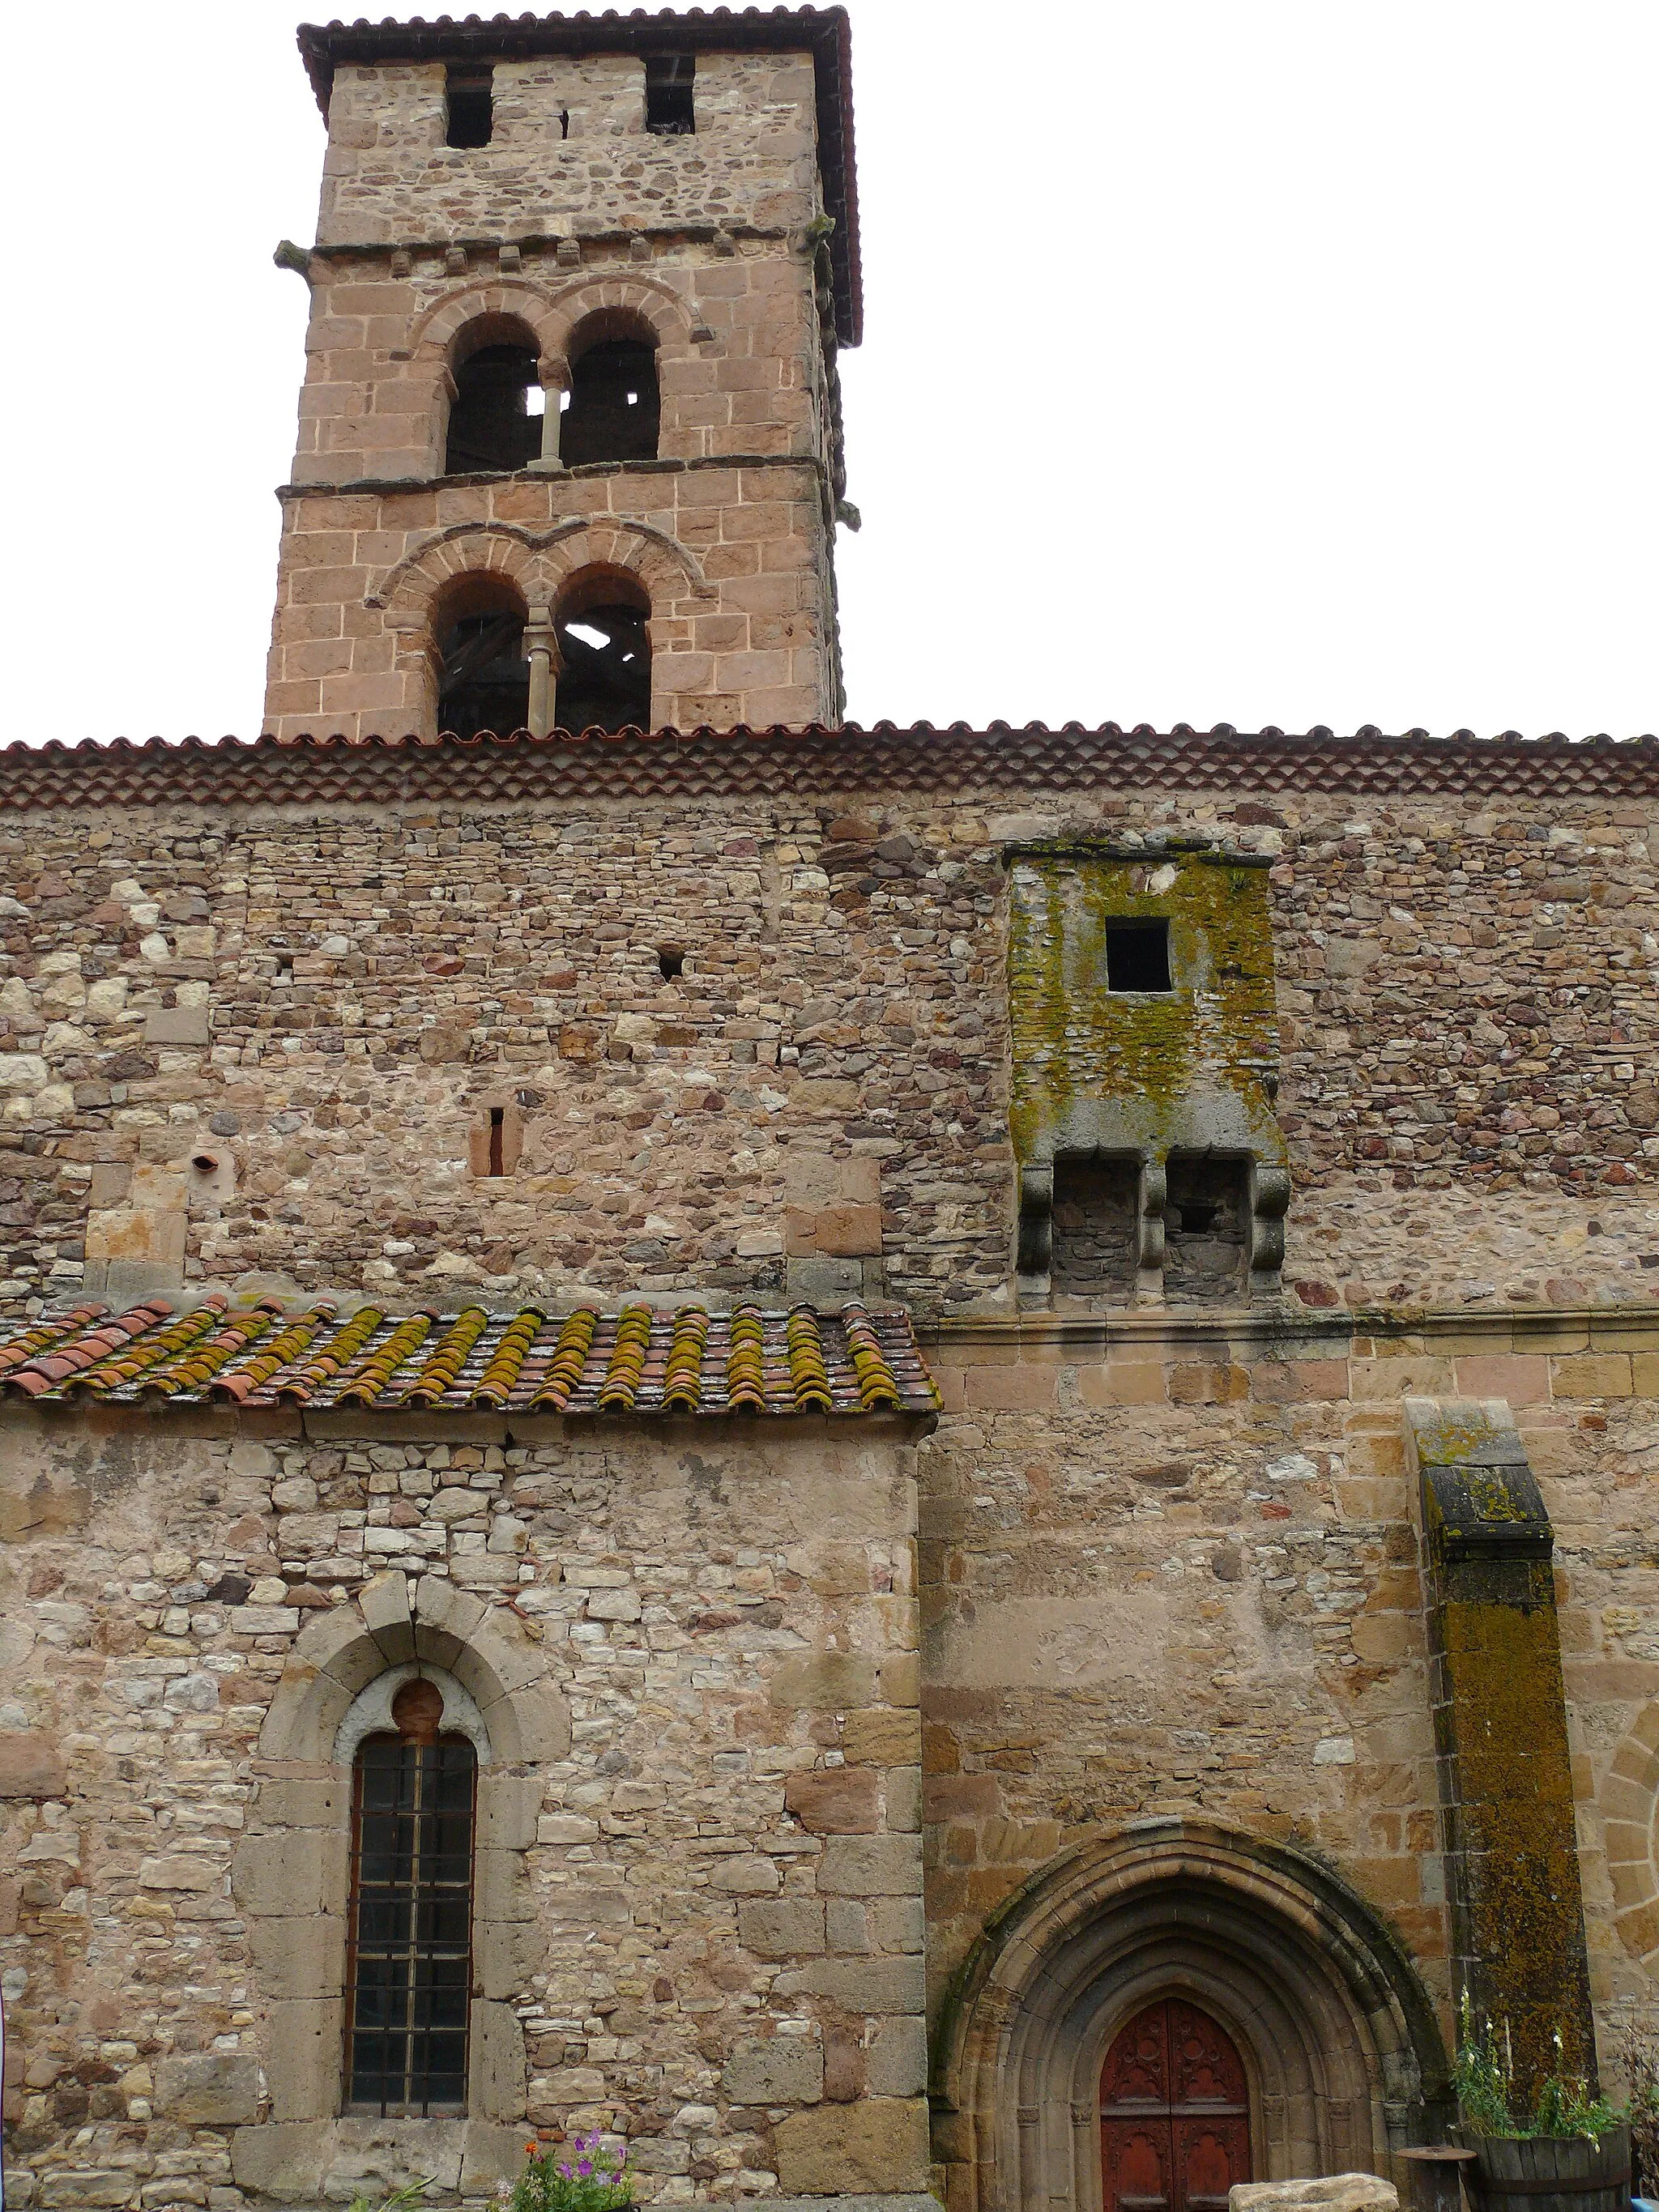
[2,1,1656,743]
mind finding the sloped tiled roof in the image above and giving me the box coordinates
[2,724,1656,812]
[0,1294,937,1417]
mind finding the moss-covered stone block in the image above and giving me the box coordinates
[1405,1395,1595,2099]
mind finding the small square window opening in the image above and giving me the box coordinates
[659,946,685,981]
[1105,919,1172,994]
[645,53,695,134]
[446,64,493,149]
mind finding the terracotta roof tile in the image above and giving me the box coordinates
[0,1296,937,1418]
[2,724,1656,810]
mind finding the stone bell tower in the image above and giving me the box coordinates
[263,6,859,741]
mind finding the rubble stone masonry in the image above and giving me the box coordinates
[0,1411,929,2209]
[0,782,1655,1316]
[4,756,1659,2201]
[315,55,821,251]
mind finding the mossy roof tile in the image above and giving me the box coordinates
[0,1296,938,1418]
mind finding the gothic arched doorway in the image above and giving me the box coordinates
[1100,1998,1251,2212]
[932,1819,1452,2212]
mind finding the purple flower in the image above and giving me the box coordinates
[577,2163,593,2178]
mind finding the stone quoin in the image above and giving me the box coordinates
[3,11,1659,2212]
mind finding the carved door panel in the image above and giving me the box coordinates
[1101,1998,1251,2212]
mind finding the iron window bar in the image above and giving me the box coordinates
[344,1733,476,2116]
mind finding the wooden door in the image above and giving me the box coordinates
[1101,1998,1250,2212]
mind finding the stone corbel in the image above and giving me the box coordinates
[1015,1162,1052,1281]
[1247,1161,1291,1293]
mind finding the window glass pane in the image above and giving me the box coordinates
[346,1730,476,2116]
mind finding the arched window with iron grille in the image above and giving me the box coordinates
[343,1677,477,2116]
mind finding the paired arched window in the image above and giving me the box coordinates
[429,568,653,736]
[555,571,651,733]
[434,577,530,737]
[344,1677,477,2118]
[440,314,662,478]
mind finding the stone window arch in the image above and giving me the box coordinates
[932,1818,1450,2212]
[229,1572,569,2207]
[1599,1703,1659,1974]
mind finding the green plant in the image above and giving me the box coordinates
[1452,1993,1624,2143]
[1452,1993,1516,2137]
[510,2132,635,2212]
[346,2180,430,2212]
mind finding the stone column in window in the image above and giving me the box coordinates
[528,356,569,474]
[524,605,558,739]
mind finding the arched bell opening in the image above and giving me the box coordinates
[560,309,660,467]
[444,318,544,475]
[553,568,651,733]
[432,573,530,737]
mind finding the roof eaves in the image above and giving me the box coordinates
[0,1298,941,1421]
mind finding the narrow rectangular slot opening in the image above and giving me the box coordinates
[446,63,493,148]
[1050,1156,1139,1299]
[645,53,696,134]
[488,1106,505,1177]
[1105,918,1172,994]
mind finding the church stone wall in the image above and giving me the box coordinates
[0,784,1655,1317]
[919,1307,1659,2078]
[317,55,820,249]
[0,1409,928,2210]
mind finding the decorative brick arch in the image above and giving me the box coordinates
[227,1571,567,2202]
[932,1819,1449,2212]
[398,280,569,368]
[369,518,713,625]
[403,271,697,373]
[539,271,699,364]
[1599,1705,1659,1971]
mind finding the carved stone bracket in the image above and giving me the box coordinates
[1248,1162,1292,1287]
[1016,1163,1053,1276]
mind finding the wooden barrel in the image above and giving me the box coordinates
[1466,2129,1631,2212]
